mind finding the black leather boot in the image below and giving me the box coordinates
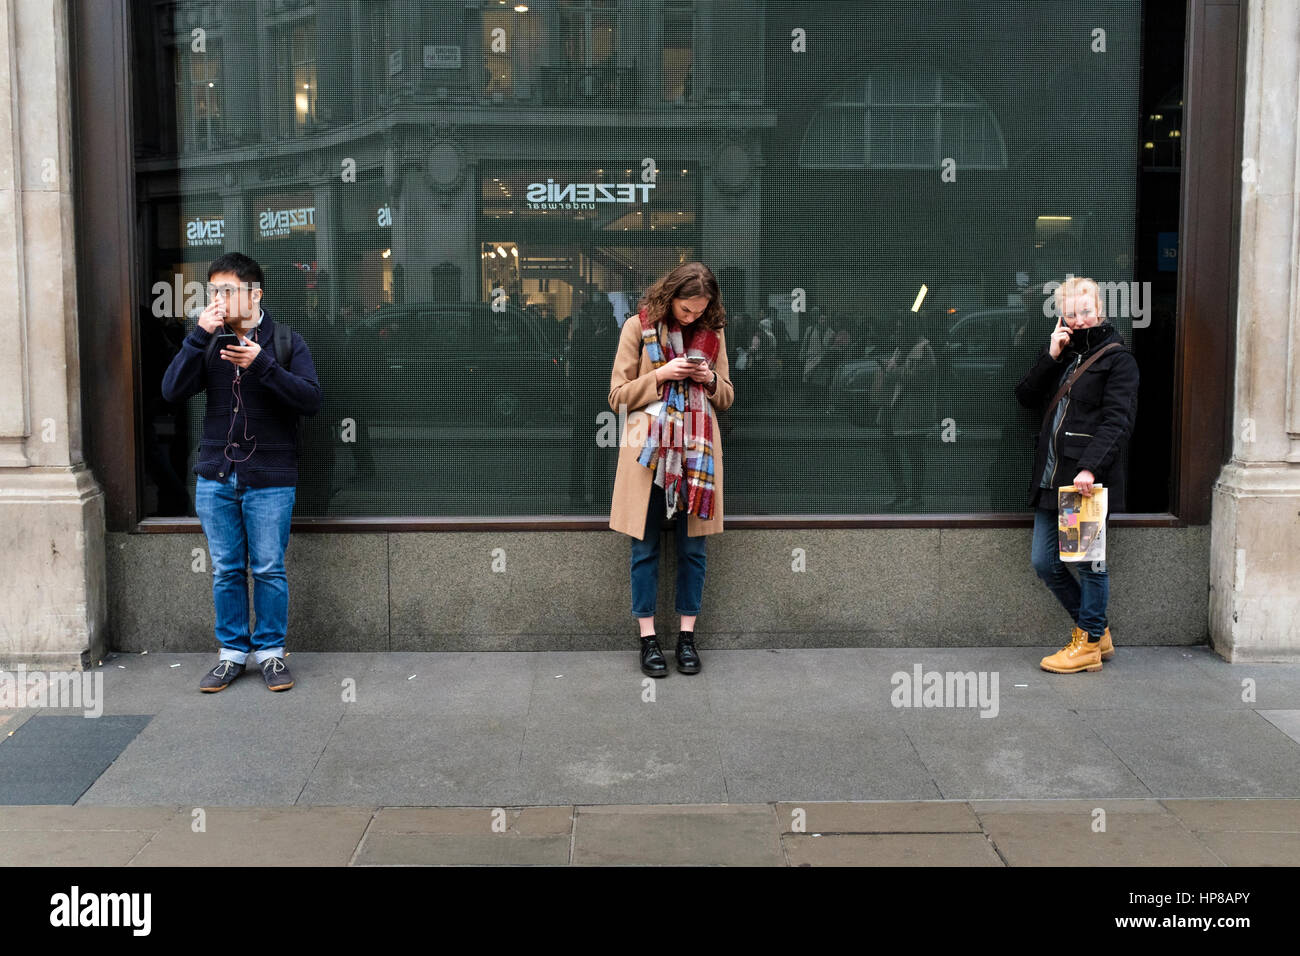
[640,636,668,677]
[676,631,701,674]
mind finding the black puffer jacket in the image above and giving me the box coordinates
[1014,322,1139,511]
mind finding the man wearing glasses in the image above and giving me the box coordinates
[162,252,322,692]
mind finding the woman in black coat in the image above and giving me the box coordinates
[1014,277,1139,674]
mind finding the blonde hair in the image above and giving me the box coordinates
[1053,276,1105,319]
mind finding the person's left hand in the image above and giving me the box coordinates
[1073,469,1096,496]
[220,340,261,369]
[687,360,713,383]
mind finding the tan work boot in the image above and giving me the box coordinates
[1068,625,1114,659]
[1040,628,1103,673]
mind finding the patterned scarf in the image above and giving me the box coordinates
[635,306,721,519]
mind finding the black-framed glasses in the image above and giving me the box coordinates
[206,283,256,298]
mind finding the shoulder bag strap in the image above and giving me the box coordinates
[1040,342,1122,430]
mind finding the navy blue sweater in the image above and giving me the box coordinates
[161,309,323,487]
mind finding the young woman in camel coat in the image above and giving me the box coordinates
[607,262,734,678]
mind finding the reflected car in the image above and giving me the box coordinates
[353,302,566,425]
[827,306,1031,426]
[944,306,1029,384]
[826,349,887,425]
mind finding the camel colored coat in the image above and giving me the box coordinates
[608,316,734,539]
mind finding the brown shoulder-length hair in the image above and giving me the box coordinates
[636,261,727,331]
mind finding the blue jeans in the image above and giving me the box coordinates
[630,483,708,618]
[1030,505,1109,638]
[194,471,296,665]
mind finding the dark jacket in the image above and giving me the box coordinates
[1014,322,1139,512]
[161,309,322,487]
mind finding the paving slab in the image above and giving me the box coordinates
[355,832,571,865]
[1160,799,1300,831]
[349,652,533,717]
[1040,642,1263,712]
[81,652,381,715]
[371,806,573,835]
[971,799,1169,814]
[128,807,374,866]
[0,829,160,867]
[701,649,896,718]
[861,647,1073,717]
[0,806,182,830]
[75,711,342,806]
[516,712,727,806]
[1192,831,1300,866]
[297,714,527,806]
[1045,647,1262,711]
[976,811,1223,866]
[572,804,783,866]
[774,800,982,833]
[716,714,942,802]
[1257,709,1300,745]
[899,710,1151,799]
[83,653,264,715]
[526,650,711,719]
[1186,652,1300,708]
[1083,709,1300,797]
[782,832,1003,866]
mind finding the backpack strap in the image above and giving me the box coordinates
[271,322,304,459]
[274,321,292,368]
[1041,342,1122,430]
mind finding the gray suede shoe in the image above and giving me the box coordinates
[260,656,294,691]
[199,659,243,693]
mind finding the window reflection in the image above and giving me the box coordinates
[132,1,1170,519]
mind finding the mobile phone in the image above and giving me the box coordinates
[685,355,708,364]
[215,332,241,351]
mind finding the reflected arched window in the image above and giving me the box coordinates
[799,71,1007,170]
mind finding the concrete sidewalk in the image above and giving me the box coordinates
[2,646,1299,864]
[3,799,1300,866]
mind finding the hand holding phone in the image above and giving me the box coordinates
[214,331,241,354]
[1049,314,1072,360]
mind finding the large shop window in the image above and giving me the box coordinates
[132,0,1178,520]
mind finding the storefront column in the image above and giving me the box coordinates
[387,135,475,304]
[1209,0,1300,661]
[312,181,339,319]
[430,162,475,303]
[703,138,763,315]
[0,0,106,668]
[221,186,249,252]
